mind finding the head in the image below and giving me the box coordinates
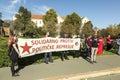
[88,35,92,38]
[10,36,14,42]
[108,35,110,38]
[94,34,97,38]
[64,33,68,38]
[45,31,50,37]
[10,32,15,36]
[77,34,80,37]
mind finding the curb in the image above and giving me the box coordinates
[39,67,120,80]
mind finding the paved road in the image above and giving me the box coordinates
[88,74,120,80]
[0,55,120,80]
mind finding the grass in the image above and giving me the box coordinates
[99,50,116,56]
[0,36,10,67]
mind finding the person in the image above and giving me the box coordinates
[8,33,15,56]
[117,34,120,55]
[85,35,92,58]
[8,37,21,77]
[91,34,99,63]
[73,34,81,58]
[97,35,104,54]
[106,35,112,51]
[60,33,69,61]
[44,32,53,64]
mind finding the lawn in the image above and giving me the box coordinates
[0,36,10,67]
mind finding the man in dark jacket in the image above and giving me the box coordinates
[91,34,99,63]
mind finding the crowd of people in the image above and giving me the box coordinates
[7,32,120,77]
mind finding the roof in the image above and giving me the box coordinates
[61,16,66,20]
[31,14,43,19]
[31,14,66,20]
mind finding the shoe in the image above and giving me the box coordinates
[93,61,97,63]
[90,61,94,64]
[45,62,48,64]
[12,73,20,77]
[50,61,53,63]
[65,57,69,60]
[65,58,69,60]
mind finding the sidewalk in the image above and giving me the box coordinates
[0,55,120,80]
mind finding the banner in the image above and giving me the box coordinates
[18,38,80,57]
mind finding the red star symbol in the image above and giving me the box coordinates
[20,42,32,54]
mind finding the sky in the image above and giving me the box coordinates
[0,0,120,28]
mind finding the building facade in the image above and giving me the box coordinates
[31,14,65,27]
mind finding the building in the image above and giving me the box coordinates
[31,14,65,27]
[80,17,90,33]
[82,16,90,24]
[31,14,44,27]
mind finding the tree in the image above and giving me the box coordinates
[24,21,38,37]
[61,12,81,36]
[63,12,81,26]
[35,27,44,37]
[117,24,120,35]
[99,24,120,38]
[100,29,108,37]
[106,24,120,38]
[13,20,24,35]
[81,21,94,37]
[14,6,35,37]
[60,24,74,37]
[42,9,58,37]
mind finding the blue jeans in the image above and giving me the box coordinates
[44,52,53,64]
[86,46,91,57]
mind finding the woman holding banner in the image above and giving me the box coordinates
[8,37,21,76]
